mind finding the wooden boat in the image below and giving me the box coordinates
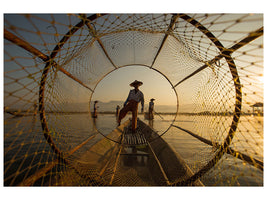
[57,119,204,186]
[4,110,35,117]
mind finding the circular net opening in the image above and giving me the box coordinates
[90,65,178,143]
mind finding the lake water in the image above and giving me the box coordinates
[4,113,263,186]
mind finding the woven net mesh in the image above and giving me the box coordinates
[3,13,263,186]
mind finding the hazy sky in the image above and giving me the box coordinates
[91,65,177,106]
[3,13,264,114]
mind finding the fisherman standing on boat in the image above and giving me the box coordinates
[92,101,98,118]
[116,105,120,118]
[148,98,155,119]
[118,80,144,133]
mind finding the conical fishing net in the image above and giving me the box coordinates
[4,13,263,186]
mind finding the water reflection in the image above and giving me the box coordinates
[148,119,154,129]
[4,113,263,186]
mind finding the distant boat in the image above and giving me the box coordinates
[4,109,34,117]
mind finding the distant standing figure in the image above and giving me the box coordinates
[148,98,155,119]
[118,80,144,133]
[92,101,98,118]
[116,105,120,117]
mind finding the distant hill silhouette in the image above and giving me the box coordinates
[6,100,256,114]
[5,101,177,113]
[90,101,177,113]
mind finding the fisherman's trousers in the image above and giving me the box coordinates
[148,108,154,119]
[118,100,139,132]
[92,108,97,118]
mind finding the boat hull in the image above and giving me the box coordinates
[58,119,204,186]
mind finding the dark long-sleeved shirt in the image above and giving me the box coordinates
[124,89,144,109]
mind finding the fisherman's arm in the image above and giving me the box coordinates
[124,92,130,107]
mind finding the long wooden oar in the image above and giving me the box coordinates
[154,111,164,120]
